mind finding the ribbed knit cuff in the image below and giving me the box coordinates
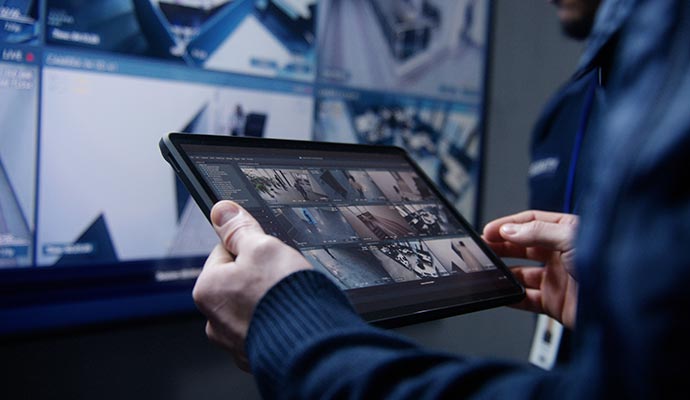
[246,270,367,397]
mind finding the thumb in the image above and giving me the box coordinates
[499,220,574,252]
[210,200,266,256]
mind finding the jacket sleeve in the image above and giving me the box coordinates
[245,270,557,400]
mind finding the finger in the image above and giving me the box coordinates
[483,210,575,242]
[485,240,528,259]
[487,238,557,265]
[192,243,233,307]
[211,200,267,256]
[204,243,235,269]
[509,288,543,314]
[499,220,574,252]
[510,266,544,290]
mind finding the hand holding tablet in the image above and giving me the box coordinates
[160,132,524,327]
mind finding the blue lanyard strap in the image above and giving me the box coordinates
[563,71,599,214]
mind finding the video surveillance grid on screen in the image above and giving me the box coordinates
[185,145,497,294]
[0,0,492,334]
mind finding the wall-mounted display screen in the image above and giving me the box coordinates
[0,0,491,335]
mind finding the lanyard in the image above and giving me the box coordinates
[563,71,599,214]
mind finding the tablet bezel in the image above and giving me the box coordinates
[160,132,524,328]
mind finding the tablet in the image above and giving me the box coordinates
[160,132,524,327]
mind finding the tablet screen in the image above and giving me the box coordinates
[163,133,523,326]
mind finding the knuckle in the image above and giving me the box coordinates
[524,220,543,235]
[192,286,213,311]
[247,235,283,258]
[222,218,258,250]
[192,284,206,305]
[192,274,222,308]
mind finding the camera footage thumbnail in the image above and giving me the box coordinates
[304,236,492,290]
[241,167,329,204]
[370,240,447,281]
[272,206,359,246]
[318,0,487,101]
[340,205,415,241]
[311,168,386,202]
[424,236,495,273]
[342,170,386,201]
[367,170,433,202]
[304,246,395,290]
[394,203,461,236]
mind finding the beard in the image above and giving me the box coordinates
[560,15,597,40]
[556,0,601,41]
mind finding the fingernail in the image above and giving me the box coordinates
[501,223,520,236]
[214,201,239,226]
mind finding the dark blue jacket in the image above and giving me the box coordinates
[245,0,690,398]
[529,68,602,213]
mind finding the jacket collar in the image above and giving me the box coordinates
[573,0,637,79]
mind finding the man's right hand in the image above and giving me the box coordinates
[483,210,579,329]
